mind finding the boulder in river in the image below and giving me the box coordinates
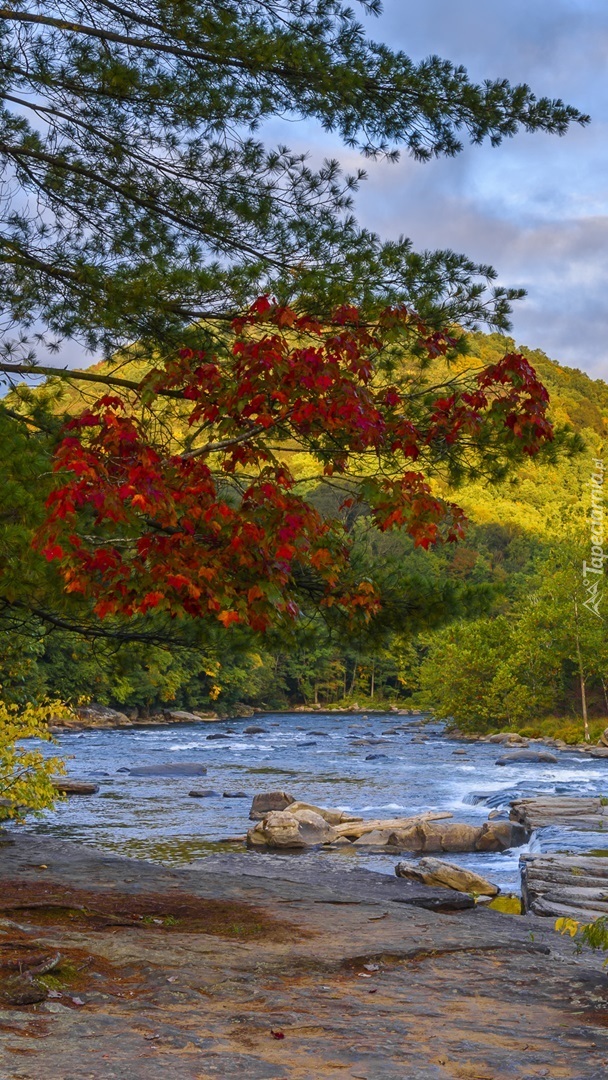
[395,857,500,897]
[189,789,220,798]
[223,791,248,799]
[249,791,295,820]
[243,726,269,735]
[475,821,528,851]
[496,750,558,766]
[247,808,337,849]
[128,763,207,777]
[206,733,230,740]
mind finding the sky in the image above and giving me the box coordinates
[285,0,608,382]
[48,0,608,383]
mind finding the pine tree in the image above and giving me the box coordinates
[0,1,588,368]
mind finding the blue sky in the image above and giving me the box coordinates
[285,0,608,381]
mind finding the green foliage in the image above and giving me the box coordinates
[556,915,608,960]
[1,315,608,723]
[416,542,608,738]
[0,700,68,822]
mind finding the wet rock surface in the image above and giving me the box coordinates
[1,835,608,1079]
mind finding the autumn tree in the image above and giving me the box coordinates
[0,1,588,638]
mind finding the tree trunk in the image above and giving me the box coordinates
[573,604,590,741]
[349,660,358,696]
[370,658,375,700]
[602,677,608,716]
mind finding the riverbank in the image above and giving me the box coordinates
[48,703,414,732]
[1,832,608,1079]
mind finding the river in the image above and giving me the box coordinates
[28,712,608,894]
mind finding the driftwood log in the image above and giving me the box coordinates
[521,853,608,921]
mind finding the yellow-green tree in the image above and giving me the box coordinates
[0,701,66,823]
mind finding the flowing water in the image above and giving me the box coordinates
[27,713,608,893]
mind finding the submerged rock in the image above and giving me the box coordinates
[189,789,220,798]
[128,763,207,777]
[395,857,500,897]
[496,750,558,766]
[243,726,269,735]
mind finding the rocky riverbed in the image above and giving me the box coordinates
[28,711,608,894]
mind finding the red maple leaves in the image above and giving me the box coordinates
[37,299,554,629]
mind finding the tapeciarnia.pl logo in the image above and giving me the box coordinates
[582,458,605,619]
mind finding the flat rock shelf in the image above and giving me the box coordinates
[2,834,608,1079]
[510,796,608,831]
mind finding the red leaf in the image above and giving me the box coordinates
[218,610,240,627]
[42,544,64,561]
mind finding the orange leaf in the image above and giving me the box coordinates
[218,610,240,627]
